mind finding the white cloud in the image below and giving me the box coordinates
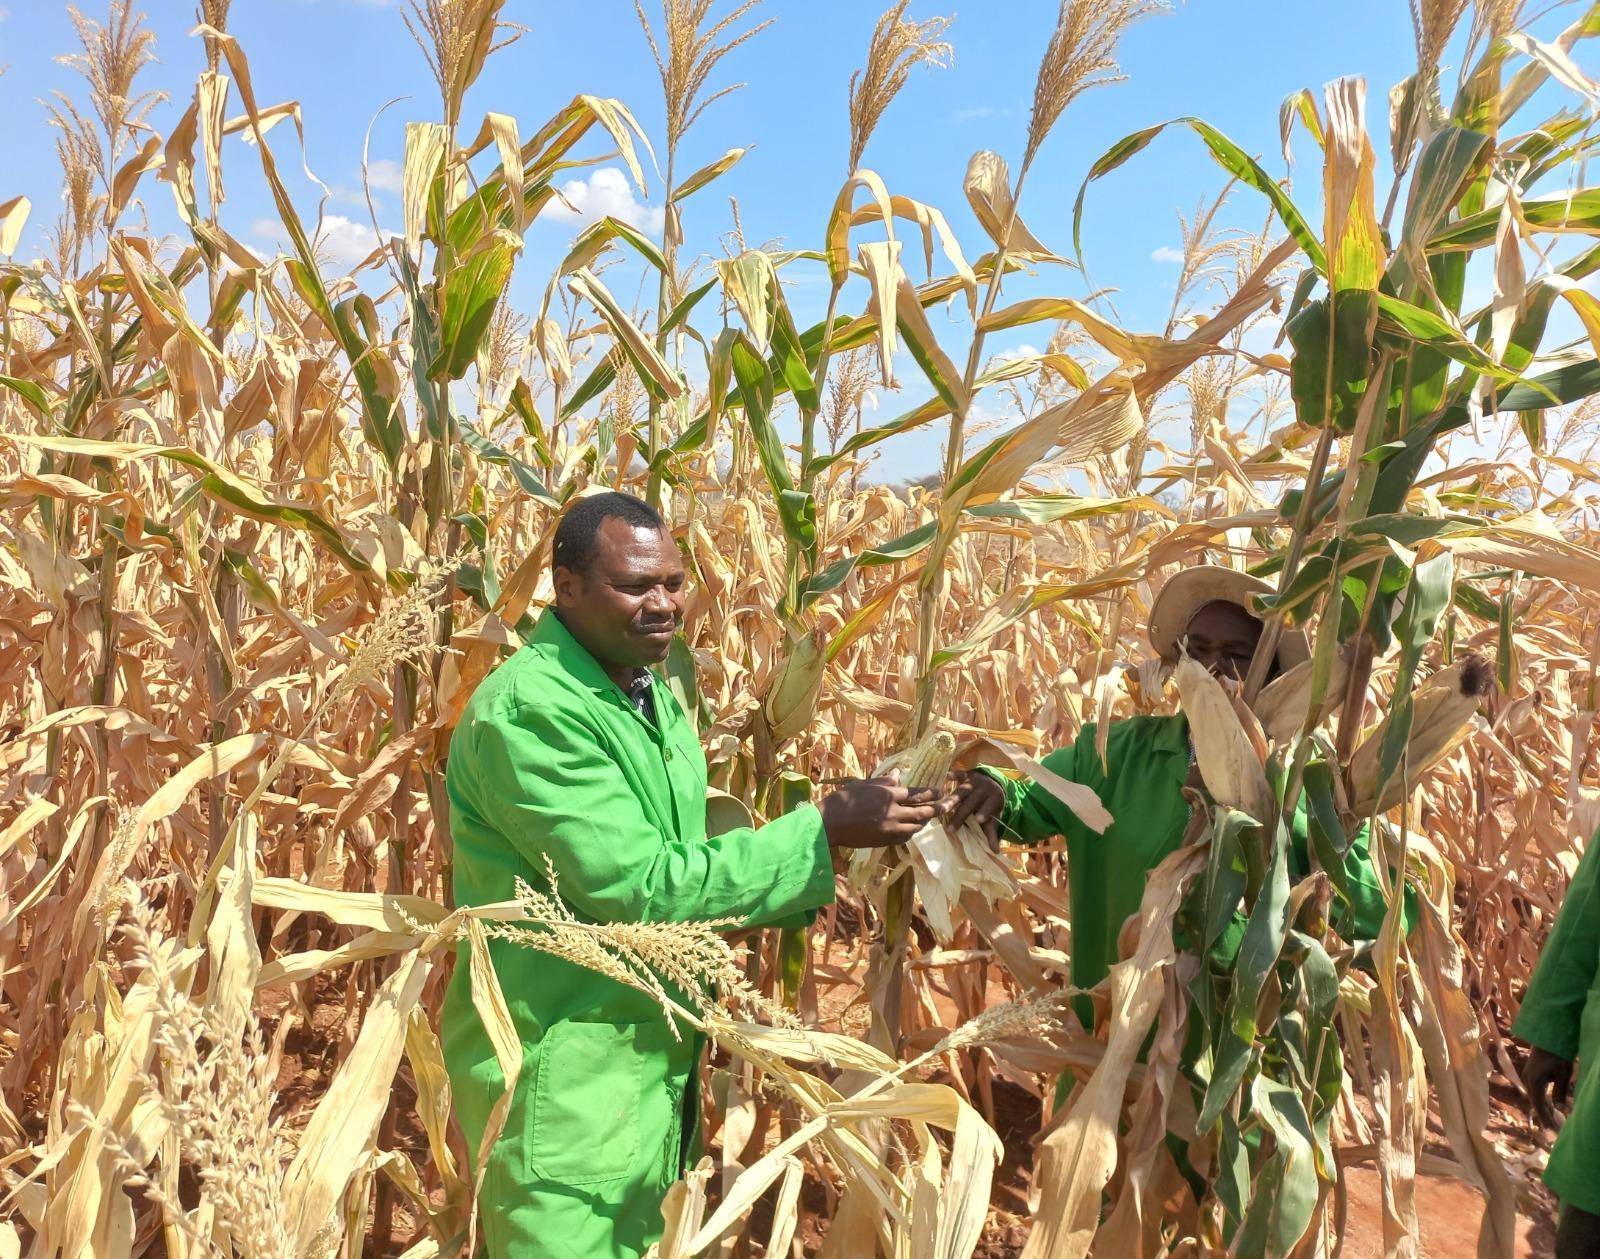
[541,167,665,234]
[366,158,404,194]
[0,7,11,22]
[251,214,395,269]
[1150,246,1185,264]
[950,104,1009,123]
[991,343,1042,365]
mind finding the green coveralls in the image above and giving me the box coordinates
[441,611,836,1259]
[982,714,1402,1015]
[1512,828,1600,1217]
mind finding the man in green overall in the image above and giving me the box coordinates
[951,566,1401,1021]
[1514,826,1600,1257]
[442,492,946,1258]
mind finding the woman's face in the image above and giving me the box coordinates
[1181,599,1264,682]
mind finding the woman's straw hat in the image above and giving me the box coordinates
[1148,566,1312,672]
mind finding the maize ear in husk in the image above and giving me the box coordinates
[1346,655,1491,816]
[763,626,827,743]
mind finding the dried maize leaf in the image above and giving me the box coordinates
[1253,649,1350,745]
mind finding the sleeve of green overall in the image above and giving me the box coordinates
[976,742,1082,847]
[1514,830,1600,1061]
[1295,818,1418,942]
[471,701,836,930]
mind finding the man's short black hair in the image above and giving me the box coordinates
[551,491,667,575]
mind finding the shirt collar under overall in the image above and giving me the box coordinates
[535,609,659,726]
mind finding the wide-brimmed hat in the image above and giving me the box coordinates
[1148,566,1311,673]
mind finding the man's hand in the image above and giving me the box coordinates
[819,777,947,849]
[1525,1045,1575,1130]
[948,771,1005,847]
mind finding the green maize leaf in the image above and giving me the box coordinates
[808,397,947,475]
[730,334,787,491]
[429,237,518,382]
[665,632,704,736]
[563,279,715,419]
[505,378,550,459]
[1397,125,1492,251]
[457,422,557,504]
[1284,357,1600,521]
[1203,809,1252,953]
[1216,1112,1251,1232]
[1397,250,1467,421]
[1429,187,1600,250]
[0,375,50,420]
[1375,551,1455,804]
[1225,818,1292,1044]
[392,250,448,445]
[331,293,406,467]
[556,214,668,280]
[1073,117,1326,274]
[1302,760,1353,903]
[728,334,814,564]
[1288,295,1375,431]
[1499,585,1518,694]
[1248,1076,1321,1257]
[1233,1152,1288,1259]
[1199,1027,1256,1135]
[893,271,968,416]
[1376,293,1526,388]
[570,267,684,402]
[1288,930,1339,1033]
[1253,547,1340,623]
[799,519,938,604]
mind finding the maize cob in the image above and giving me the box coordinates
[1346,655,1491,816]
[852,726,1018,943]
[901,728,958,790]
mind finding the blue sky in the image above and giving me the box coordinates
[0,1,1592,479]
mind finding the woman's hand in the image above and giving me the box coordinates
[948,771,1005,847]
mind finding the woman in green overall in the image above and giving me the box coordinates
[1515,825,1600,1257]
[443,492,948,1259]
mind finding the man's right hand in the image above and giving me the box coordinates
[819,777,947,849]
[1525,1045,1575,1130]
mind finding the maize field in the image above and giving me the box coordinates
[3,0,1600,1255]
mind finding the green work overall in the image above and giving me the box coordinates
[1513,827,1600,1217]
[441,611,836,1259]
[981,714,1403,1018]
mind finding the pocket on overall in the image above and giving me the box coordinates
[527,1021,643,1184]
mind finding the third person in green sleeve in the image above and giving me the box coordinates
[1513,823,1600,1258]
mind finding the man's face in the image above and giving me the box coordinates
[554,519,686,671]
[1182,599,1263,682]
